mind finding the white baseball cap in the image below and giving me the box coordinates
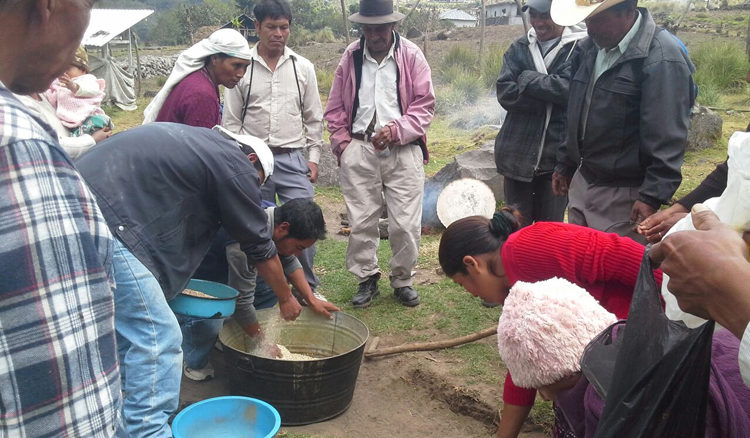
[212,125,274,184]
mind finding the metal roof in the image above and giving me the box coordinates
[439,9,477,21]
[82,9,154,47]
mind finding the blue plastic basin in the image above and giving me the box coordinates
[172,396,281,438]
[168,279,239,319]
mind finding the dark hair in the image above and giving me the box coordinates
[275,198,326,241]
[254,0,292,24]
[438,208,521,277]
[205,53,229,66]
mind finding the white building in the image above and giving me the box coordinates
[439,9,477,28]
[485,1,523,25]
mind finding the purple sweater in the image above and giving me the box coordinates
[556,327,750,438]
[155,69,220,129]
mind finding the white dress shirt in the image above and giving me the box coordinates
[352,36,401,135]
[222,45,323,164]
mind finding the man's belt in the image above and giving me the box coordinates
[350,132,372,142]
[268,147,299,155]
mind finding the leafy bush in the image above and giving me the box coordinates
[314,27,337,43]
[695,82,722,107]
[435,85,465,115]
[481,45,506,89]
[316,68,335,95]
[288,25,314,47]
[691,41,748,94]
[451,70,483,103]
[441,45,479,74]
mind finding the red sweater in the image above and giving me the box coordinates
[499,222,663,406]
[156,69,221,129]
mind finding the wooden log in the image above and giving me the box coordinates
[365,326,497,359]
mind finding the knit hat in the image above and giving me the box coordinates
[497,278,617,389]
[73,46,89,72]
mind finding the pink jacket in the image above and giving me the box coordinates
[45,74,105,129]
[324,34,435,164]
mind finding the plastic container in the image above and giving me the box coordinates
[171,396,280,438]
[220,308,369,425]
[168,279,238,319]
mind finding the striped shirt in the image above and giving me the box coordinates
[0,85,120,437]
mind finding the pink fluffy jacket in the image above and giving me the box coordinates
[497,277,617,389]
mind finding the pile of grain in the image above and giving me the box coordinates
[277,344,315,361]
[182,288,216,299]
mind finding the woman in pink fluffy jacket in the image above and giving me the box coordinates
[497,278,750,438]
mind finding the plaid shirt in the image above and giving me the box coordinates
[0,86,120,437]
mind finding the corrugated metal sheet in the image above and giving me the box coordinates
[439,9,477,21]
[82,9,154,47]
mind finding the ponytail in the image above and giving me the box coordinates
[438,207,521,277]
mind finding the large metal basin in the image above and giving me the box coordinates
[219,308,369,425]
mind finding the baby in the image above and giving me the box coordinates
[45,46,113,136]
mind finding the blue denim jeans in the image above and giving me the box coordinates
[179,279,277,369]
[112,239,182,438]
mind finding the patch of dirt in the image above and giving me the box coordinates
[179,334,547,438]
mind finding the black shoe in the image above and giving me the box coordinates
[352,273,380,308]
[394,286,420,307]
[481,300,501,308]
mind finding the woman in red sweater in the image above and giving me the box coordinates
[438,208,661,438]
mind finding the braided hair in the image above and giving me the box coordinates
[438,207,521,277]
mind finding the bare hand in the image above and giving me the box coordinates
[371,126,394,151]
[551,172,571,196]
[629,200,657,231]
[59,74,79,93]
[307,162,319,183]
[91,127,112,143]
[308,298,340,319]
[637,203,688,243]
[650,204,750,334]
[278,294,302,321]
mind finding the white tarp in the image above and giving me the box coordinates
[83,9,153,47]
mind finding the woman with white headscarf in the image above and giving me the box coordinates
[143,28,252,128]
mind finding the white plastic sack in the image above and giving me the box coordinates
[662,131,750,327]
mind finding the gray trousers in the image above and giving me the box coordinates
[339,139,424,288]
[260,149,319,290]
[567,169,646,244]
[503,174,567,227]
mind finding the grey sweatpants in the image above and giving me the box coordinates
[339,138,425,288]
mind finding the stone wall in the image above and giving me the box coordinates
[120,54,179,79]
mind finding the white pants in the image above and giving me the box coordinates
[339,138,425,288]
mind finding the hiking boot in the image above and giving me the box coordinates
[183,363,214,382]
[352,273,381,309]
[394,286,420,307]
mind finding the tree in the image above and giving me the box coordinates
[235,0,255,14]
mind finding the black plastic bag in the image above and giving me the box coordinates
[582,249,715,438]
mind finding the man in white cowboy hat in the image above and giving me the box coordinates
[550,0,695,244]
[325,0,435,309]
[223,0,326,302]
[76,122,302,437]
[494,0,587,229]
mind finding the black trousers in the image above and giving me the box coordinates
[503,173,567,227]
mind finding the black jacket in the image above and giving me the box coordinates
[494,33,582,181]
[557,9,696,208]
[77,123,276,299]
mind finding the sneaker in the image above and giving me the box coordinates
[183,363,214,382]
[394,286,420,307]
[352,273,381,309]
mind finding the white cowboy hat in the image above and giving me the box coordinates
[212,125,274,184]
[551,0,628,27]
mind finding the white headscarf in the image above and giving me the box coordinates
[143,28,252,124]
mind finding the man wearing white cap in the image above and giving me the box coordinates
[494,0,587,227]
[76,122,301,437]
[325,0,435,309]
[550,0,695,243]
[143,28,252,127]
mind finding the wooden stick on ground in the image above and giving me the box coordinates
[364,326,497,359]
